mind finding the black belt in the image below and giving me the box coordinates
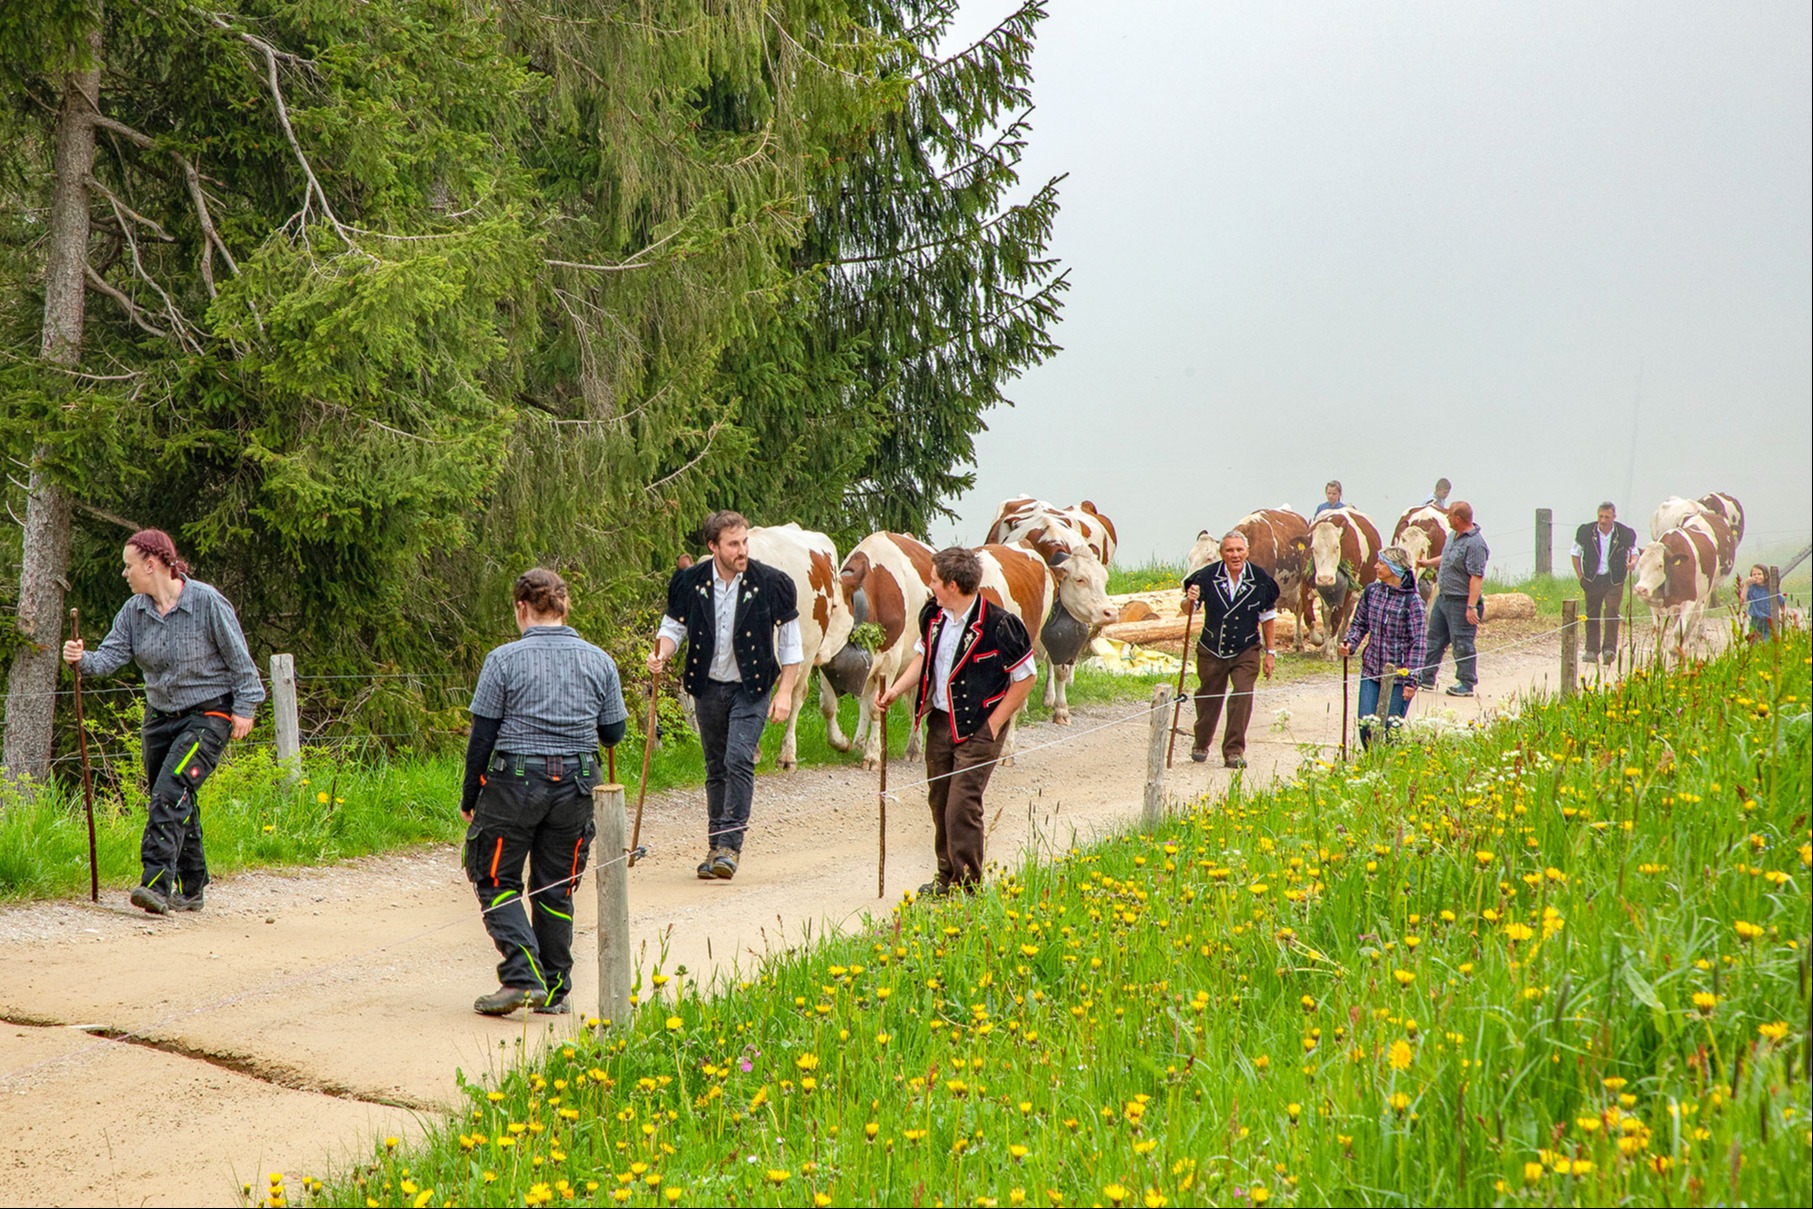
[149,693,235,721]
[490,752,594,781]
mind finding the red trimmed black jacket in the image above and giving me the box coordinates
[912,595,1035,744]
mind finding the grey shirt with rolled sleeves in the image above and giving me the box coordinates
[78,578,265,717]
[915,602,1037,711]
[469,625,629,754]
[1437,525,1490,599]
[656,571,804,681]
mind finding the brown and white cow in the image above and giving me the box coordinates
[1298,507,1384,658]
[1649,496,1706,542]
[1188,507,1315,649]
[1391,505,1448,604]
[1697,492,1745,569]
[835,532,937,770]
[1632,513,1731,661]
[746,523,857,770]
[986,496,1119,566]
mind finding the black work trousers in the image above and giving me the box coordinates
[464,756,599,1001]
[1581,576,1625,657]
[140,695,234,894]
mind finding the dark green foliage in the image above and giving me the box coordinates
[2,1,1064,765]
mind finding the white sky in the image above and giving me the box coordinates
[928,1,1813,576]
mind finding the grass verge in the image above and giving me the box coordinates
[305,630,1811,1207]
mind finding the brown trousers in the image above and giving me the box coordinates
[923,710,1001,887]
[1193,645,1263,760]
[1581,577,1623,657]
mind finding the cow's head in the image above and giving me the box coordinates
[1185,529,1217,575]
[1048,545,1119,626]
[1632,540,1675,604]
[1310,517,1347,588]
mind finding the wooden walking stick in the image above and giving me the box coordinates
[877,703,889,899]
[1165,597,1199,769]
[628,669,661,868]
[1340,653,1351,762]
[70,608,98,903]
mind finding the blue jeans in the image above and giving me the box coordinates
[1356,676,1411,749]
[695,679,769,852]
[1420,596,1478,690]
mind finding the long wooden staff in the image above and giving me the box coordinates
[1340,653,1351,762]
[70,608,98,902]
[627,669,660,868]
[1165,597,1198,768]
[877,704,889,899]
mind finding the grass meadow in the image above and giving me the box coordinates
[297,626,1811,1207]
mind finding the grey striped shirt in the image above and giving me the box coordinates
[470,625,629,754]
[79,579,265,717]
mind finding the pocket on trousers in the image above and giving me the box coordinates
[464,824,501,885]
[567,817,597,887]
[166,718,229,792]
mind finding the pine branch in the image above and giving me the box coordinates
[84,175,173,241]
[178,155,239,295]
[101,193,200,353]
[84,264,168,337]
[546,228,681,273]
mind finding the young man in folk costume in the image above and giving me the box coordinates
[876,546,1037,896]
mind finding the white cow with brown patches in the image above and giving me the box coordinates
[1391,505,1448,604]
[836,532,936,770]
[1632,512,1731,661]
[987,497,1119,565]
[746,523,856,770]
[1301,507,1384,658]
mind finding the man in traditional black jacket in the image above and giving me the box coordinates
[1571,502,1638,664]
[877,546,1037,895]
[649,510,801,880]
[1181,531,1279,768]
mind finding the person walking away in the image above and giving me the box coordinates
[1424,478,1453,512]
[1416,501,1489,696]
[875,547,1036,895]
[1181,531,1279,768]
[1336,547,1425,748]
[463,569,627,1016]
[1571,502,1638,663]
[1314,480,1346,516]
[648,510,801,881]
[1742,564,1777,642]
[61,529,262,915]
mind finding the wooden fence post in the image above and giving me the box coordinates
[594,782,632,1028]
[1534,509,1553,577]
[1560,599,1579,697]
[1143,682,1169,827]
[270,653,300,783]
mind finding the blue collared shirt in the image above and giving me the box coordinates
[79,579,264,717]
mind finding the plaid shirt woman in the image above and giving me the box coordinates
[1339,547,1427,749]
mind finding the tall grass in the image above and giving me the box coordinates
[304,629,1811,1207]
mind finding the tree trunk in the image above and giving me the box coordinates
[2,28,100,787]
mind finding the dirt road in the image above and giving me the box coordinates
[0,629,1572,1206]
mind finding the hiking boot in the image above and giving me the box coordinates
[917,879,953,898]
[711,850,739,880]
[532,996,571,1016]
[697,849,722,880]
[1189,749,1209,764]
[1444,684,1475,697]
[1225,757,1248,770]
[129,885,170,916]
[474,985,537,1016]
[168,889,204,913]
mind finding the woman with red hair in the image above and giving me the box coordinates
[62,530,263,915]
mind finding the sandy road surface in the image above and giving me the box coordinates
[0,629,1574,1207]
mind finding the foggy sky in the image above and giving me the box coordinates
[929,1,1813,576]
